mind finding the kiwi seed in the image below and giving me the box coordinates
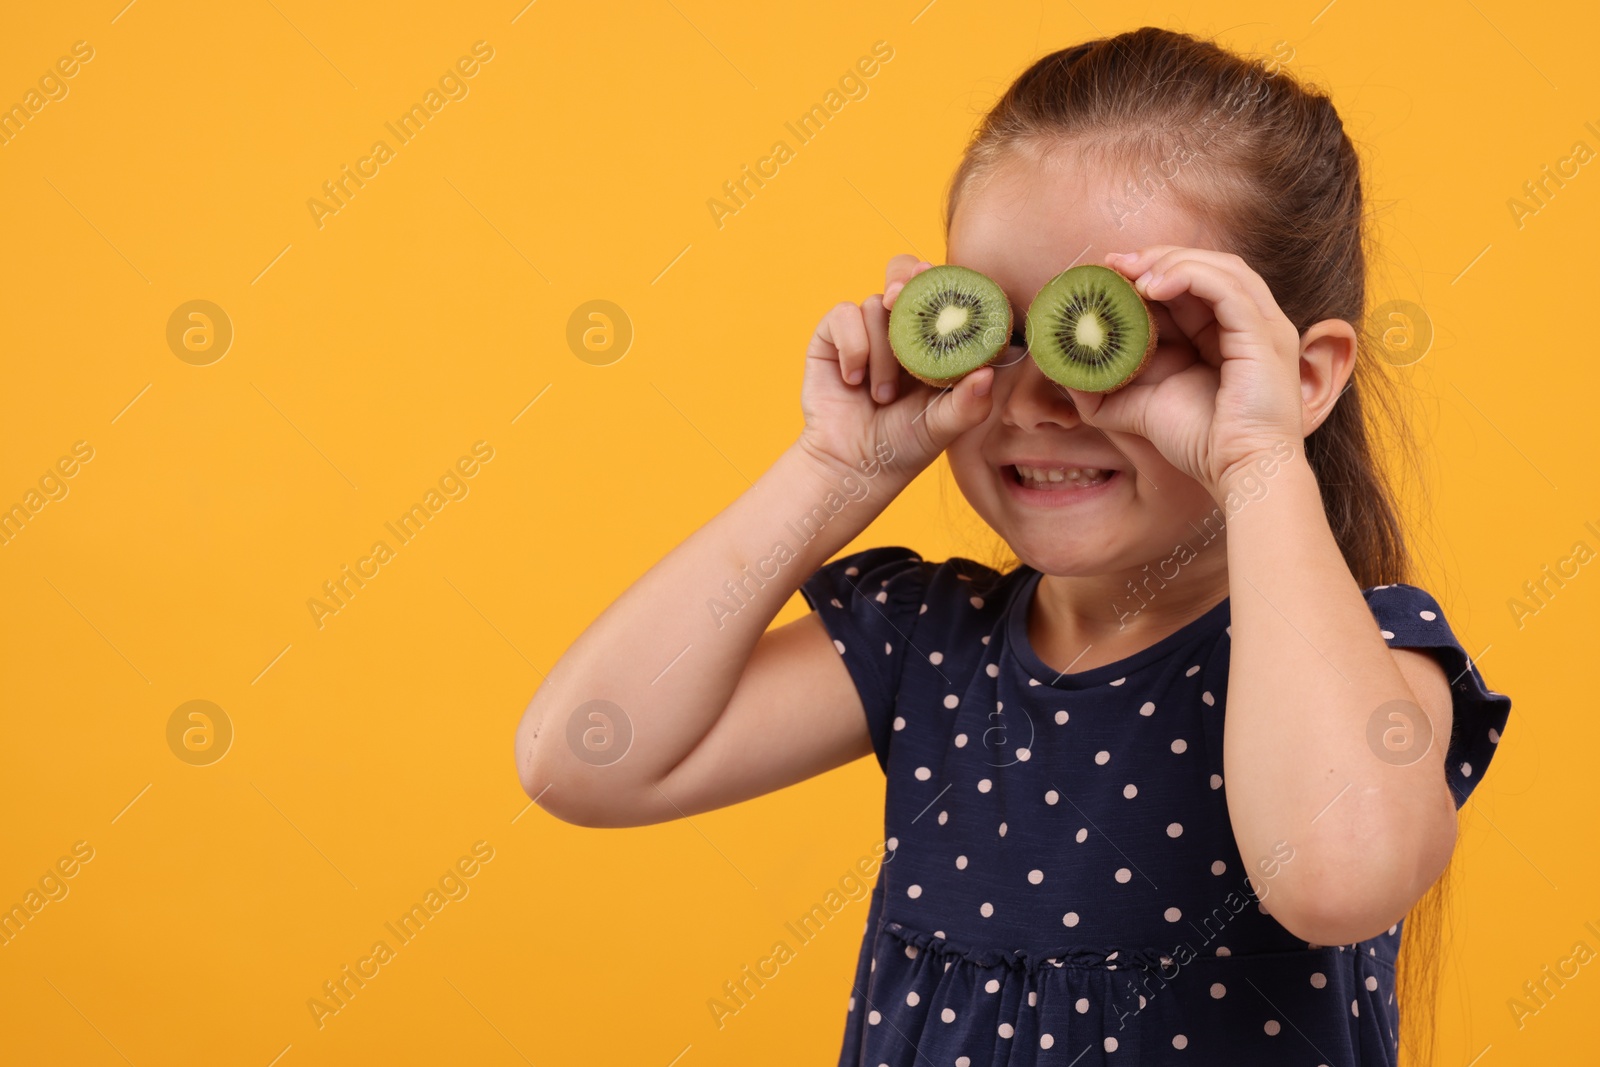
[887,265,1013,387]
[1025,263,1156,393]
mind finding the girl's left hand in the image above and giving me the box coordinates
[1063,246,1307,501]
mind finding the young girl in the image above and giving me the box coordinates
[515,26,1512,1067]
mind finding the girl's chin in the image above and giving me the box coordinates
[997,535,1123,577]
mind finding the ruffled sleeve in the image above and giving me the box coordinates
[1362,583,1512,809]
[799,545,930,774]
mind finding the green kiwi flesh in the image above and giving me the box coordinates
[1025,263,1156,392]
[887,265,1012,387]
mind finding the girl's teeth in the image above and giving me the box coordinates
[1014,465,1109,486]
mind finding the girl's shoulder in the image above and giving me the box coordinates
[1358,581,1513,810]
[798,544,1026,625]
[1357,581,1494,681]
[798,545,1028,772]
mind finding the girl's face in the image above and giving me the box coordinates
[945,145,1233,582]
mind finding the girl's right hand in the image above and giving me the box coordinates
[796,254,997,481]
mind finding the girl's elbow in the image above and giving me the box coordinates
[513,744,605,828]
[514,706,542,793]
[513,705,654,828]
[1267,812,1458,946]
[1269,892,1404,946]
[514,699,569,812]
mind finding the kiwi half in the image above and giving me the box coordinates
[1025,264,1156,393]
[887,264,1012,387]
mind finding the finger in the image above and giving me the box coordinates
[1103,248,1226,366]
[884,259,934,311]
[810,301,872,385]
[1103,245,1182,281]
[1150,290,1226,368]
[916,366,994,452]
[1115,246,1280,322]
[862,294,900,403]
[883,253,921,294]
[1066,354,1220,443]
[1138,260,1282,361]
[805,308,841,364]
[1062,379,1159,443]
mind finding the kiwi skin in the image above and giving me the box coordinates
[1026,264,1158,394]
[888,266,1014,388]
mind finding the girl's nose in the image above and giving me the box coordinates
[998,356,1083,432]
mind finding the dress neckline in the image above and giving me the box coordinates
[1004,567,1232,690]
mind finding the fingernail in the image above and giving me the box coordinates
[874,383,895,402]
[885,282,904,300]
[972,370,992,397]
[847,368,864,384]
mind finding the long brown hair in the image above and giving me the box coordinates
[941,26,1447,1066]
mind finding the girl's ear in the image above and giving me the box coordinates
[1297,318,1358,435]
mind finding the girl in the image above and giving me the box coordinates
[515,26,1512,1067]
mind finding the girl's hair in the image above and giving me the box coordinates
[941,26,1447,1067]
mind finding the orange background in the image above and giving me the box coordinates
[0,1,1592,1063]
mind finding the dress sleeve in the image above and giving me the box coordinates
[1362,583,1512,810]
[798,545,929,774]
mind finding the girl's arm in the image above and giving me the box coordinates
[515,257,995,828]
[514,440,910,828]
[1216,445,1457,945]
[1069,246,1457,946]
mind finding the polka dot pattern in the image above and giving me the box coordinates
[797,545,1511,1066]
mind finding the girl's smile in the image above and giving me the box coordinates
[1000,462,1121,506]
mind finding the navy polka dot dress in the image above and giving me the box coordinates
[799,545,1512,1067]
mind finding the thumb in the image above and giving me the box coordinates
[917,366,995,453]
[1063,381,1154,440]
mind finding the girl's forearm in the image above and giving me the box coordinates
[515,439,907,811]
[1218,442,1456,944]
